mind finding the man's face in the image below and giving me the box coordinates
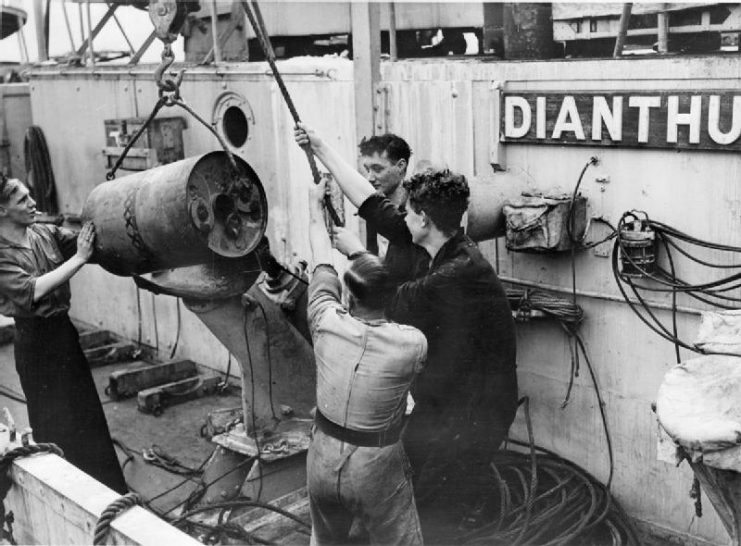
[361,151,406,197]
[404,205,427,245]
[0,182,36,225]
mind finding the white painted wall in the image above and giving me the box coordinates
[27,54,741,545]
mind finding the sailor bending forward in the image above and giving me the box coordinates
[306,177,427,545]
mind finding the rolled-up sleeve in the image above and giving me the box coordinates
[358,193,413,244]
[307,264,343,338]
[0,259,36,312]
[52,226,78,260]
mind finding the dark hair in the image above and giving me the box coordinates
[403,169,470,234]
[343,254,394,311]
[358,134,412,164]
[0,177,22,205]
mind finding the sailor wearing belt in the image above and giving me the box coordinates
[307,177,427,546]
[0,177,126,493]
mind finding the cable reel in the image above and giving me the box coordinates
[618,211,657,278]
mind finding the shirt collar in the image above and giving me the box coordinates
[0,227,33,250]
[431,228,466,268]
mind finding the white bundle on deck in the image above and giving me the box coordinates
[655,311,741,472]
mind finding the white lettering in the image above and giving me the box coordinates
[708,95,741,145]
[536,96,547,139]
[592,96,623,141]
[504,96,531,138]
[628,96,661,143]
[667,95,701,144]
[552,96,585,140]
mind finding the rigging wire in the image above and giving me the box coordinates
[243,308,265,501]
[506,287,614,491]
[169,298,182,360]
[151,293,159,354]
[239,0,343,227]
[135,286,143,347]
[254,298,278,420]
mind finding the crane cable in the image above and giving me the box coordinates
[239,0,343,227]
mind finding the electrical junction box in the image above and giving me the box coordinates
[102,117,187,172]
[503,193,587,253]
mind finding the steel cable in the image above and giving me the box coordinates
[240,0,343,227]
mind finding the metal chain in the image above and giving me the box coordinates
[107,42,240,182]
[154,43,184,106]
[171,98,238,172]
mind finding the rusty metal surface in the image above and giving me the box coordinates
[137,251,263,301]
[81,151,268,276]
[184,280,315,433]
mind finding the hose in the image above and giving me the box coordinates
[613,210,741,356]
[458,444,640,546]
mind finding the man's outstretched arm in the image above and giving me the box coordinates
[295,123,375,208]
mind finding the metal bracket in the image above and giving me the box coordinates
[489,80,506,171]
[374,83,390,134]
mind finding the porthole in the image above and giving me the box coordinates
[212,92,254,150]
[223,106,249,148]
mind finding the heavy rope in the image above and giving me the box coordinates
[171,499,311,529]
[92,492,143,545]
[506,288,584,325]
[240,0,343,227]
[0,443,64,545]
[23,126,58,214]
[412,398,636,546]
[454,448,637,546]
[505,288,613,489]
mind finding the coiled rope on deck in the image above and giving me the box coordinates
[93,492,143,545]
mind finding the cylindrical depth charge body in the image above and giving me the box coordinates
[82,151,268,276]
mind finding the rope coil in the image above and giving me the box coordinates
[0,443,64,545]
[93,492,143,545]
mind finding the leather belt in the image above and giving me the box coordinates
[314,409,401,448]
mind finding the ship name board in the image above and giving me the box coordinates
[501,92,741,151]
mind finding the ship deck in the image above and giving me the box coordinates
[0,320,313,544]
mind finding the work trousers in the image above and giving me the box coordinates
[14,314,127,494]
[307,428,423,546]
[404,368,519,506]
